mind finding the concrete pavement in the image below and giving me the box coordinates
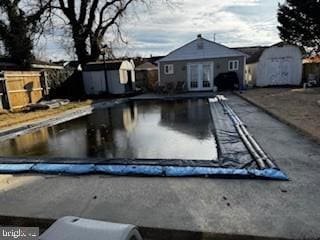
[0,93,319,239]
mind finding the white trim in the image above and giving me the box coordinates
[242,56,246,89]
[158,63,161,86]
[228,60,239,71]
[31,64,64,70]
[164,64,174,75]
[159,37,247,63]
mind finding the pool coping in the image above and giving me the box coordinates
[0,99,128,142]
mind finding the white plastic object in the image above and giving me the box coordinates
[40,216,143,240]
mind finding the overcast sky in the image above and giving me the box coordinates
[40,0,284,61]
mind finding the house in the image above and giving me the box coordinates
[0,57,64,71]
[302,55,320,83]
[158,34,247,91]
[135,62,158,91]
[82,60,135,95]
[240,43,302,87]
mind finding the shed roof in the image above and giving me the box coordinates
[83,61,123,71]
[83,60,135,72]
[158,36,246,62]
[135,62,157,71]
[303,55,320,64]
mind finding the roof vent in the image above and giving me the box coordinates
[197,34,203,49]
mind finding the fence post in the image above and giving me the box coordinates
[41,71,50,100]
[0,72,4,110]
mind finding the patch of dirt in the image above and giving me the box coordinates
[239,87,320,143]
[0,100,92,131]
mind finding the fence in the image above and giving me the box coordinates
[0,71,45,110]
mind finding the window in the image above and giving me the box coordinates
[202,64,211,88]
[228,60,239,71]
[190,65,198,89]
[164,64,174,75]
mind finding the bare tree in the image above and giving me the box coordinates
[0,0,51,66]
[53,0,145,66]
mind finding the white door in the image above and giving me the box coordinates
[266,58,291,85]
[187,62,214,91]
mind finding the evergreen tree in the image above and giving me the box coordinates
[278,0,320,54]
[0,0,50,67]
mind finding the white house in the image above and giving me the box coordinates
[82,60,135,95]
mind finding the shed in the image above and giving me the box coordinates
[135,62,158,91]
[158,34,247,91]
[83,60,135,95]
[243,44,302,87]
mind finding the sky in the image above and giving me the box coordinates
[38,0,284,61]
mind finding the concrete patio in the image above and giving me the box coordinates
[0,93,319,239]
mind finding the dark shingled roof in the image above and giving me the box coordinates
[233,46,269,64]
[135,62,157,71]
[83,61,123,71]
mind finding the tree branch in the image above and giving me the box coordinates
[100,0,135,37]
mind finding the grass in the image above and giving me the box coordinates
[0,100,93,131]
[239,87,320,143]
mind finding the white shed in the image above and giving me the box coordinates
[242,44,302,87]
[83,60,135,95]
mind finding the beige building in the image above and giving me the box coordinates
[158,35,247,91]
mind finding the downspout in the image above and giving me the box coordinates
[157,61,161,87]
[242,55,246,90]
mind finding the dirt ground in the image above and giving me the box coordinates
[0,100,92,131]
[239,87,320,143]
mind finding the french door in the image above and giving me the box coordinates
[187,62,214,91]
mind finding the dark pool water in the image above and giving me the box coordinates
[0,100,217,160]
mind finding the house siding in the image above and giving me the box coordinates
[159,56,245,90]
[245,63,258,87]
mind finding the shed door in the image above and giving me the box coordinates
[267,58,291,85]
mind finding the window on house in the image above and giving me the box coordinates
[164,64,174,75]
[228,60,239,71]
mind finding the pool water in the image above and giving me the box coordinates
[0,100,217,160]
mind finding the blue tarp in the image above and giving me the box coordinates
[0,164,289,180]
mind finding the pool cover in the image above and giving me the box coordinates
[0,96,288,180]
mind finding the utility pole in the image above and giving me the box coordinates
[213,33,216,42]
[102,48,109,94]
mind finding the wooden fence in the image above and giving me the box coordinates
[0,71,44,110]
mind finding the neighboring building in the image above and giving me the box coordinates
[0,57,18,70]
[158,34,247,91]
[82,60,135,95]
[0,57,64,71]
[135,62,158,91]
[303,55,320,83]
[240,43,302,87]
[233,46,267,88]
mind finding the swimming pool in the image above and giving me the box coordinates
[0,97,288,180]
[0,99,217,161]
